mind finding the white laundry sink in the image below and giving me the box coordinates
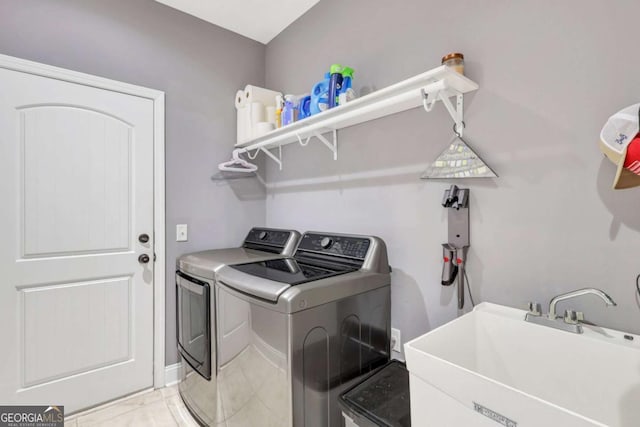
[405,303,640,427]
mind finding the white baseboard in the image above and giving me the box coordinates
[164,363,181,387]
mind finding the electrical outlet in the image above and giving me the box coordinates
[176,224,188,242]
[391,328,401,353]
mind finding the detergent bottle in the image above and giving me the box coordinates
[328,64,343,109]
[310,72,331,115]
[298,94,311,121]
[338,66,356,105]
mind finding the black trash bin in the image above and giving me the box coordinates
[338,360,411,427]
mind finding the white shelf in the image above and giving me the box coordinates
[235,66,478,153]
[220,66,479,172]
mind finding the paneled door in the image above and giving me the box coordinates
[0,66,155,413]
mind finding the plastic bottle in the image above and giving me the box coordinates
[298,94,311,121]
[275,95,283,128]
[338,66,356,105]
[328,64,343,109]
[281,94,297,126]
[310,73,331,116]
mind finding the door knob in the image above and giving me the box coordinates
[138,233,150,244]
[138,254,150,264]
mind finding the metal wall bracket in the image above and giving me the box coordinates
[261,145,283,170]
[315,129,338,160]
[246,129,339,171]
[296,129,338,160]
[421,81,465,136]
[245,145,283,170]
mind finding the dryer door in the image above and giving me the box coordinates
[176,271,211,380]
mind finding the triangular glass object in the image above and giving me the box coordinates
[421,136,497,179]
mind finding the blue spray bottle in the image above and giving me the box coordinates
[328,64,343,109]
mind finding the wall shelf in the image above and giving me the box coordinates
[227,65,479,170]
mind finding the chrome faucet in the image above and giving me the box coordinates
[525,288,617,334]
[548,288,616,320]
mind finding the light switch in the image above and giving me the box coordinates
[176,224,188,242]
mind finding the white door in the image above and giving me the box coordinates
[0,67,155,413]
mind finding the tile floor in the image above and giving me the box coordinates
[65,385,199,427]
[64,344,288,426]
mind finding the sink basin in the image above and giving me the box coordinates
[405,303,640,427]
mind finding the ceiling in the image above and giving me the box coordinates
[155,0,320,44]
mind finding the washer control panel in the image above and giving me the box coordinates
[297,233,371,259]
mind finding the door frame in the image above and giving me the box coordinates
[0,54,167,389]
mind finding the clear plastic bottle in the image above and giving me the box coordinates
[275,95,283,128]
[281,95,298,126]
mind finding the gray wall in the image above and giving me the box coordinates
[3,0,640,367]
[0,0,266,365]
[265,0,640,358]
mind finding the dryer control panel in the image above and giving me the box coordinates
[244,228,292,246]
[297,233,371,260]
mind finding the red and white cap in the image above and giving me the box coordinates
[599,103,640,189]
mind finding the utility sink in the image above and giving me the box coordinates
[405,303,640,427]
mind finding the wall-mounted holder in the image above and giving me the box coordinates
[440,184,469,310]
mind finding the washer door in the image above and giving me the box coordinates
[176,271,211,380]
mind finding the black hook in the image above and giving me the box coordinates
[453,121,466,137]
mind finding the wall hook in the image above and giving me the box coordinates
[453,121,466,137]
[296,132,312,147]
[421,88,438,112]
[246,148,260,160]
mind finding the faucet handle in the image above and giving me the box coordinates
[527,302,542,316]
[564,309,583,325]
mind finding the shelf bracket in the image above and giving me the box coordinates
[440,93,464,136]
[255,145,282,170]
[313,129,338,160]
[244,129,337,171]
[421,84,466,137]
